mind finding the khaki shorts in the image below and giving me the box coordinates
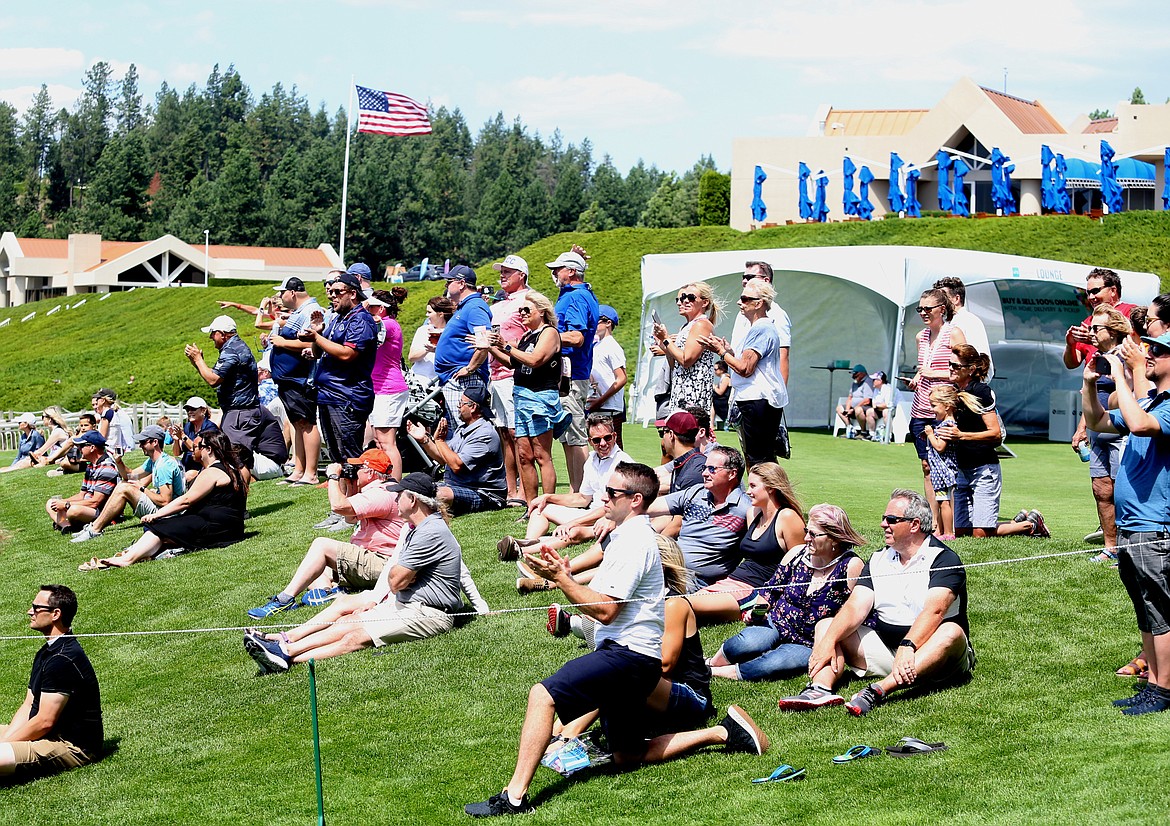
[8,738,93,775]
[335,543,388,591]
[558,380,591,446]
[360,600,454,647]
[852,625,976,683]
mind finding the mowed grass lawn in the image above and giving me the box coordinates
[1,426,1167,824]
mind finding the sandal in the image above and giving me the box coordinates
[884,737,947,757]
[1090,549,1118,564]
[752,764,806,783]
[78,557,113,572]
[832,744,880,763]
[1116,656,1149,678]
[506,498,528,508]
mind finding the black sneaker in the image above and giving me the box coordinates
[1121,688,1170,716]
[464,791,534,818]
[721,704,769,755]
[547,604,571,637]
[1113,686,1154,708]
[244,633,291,674]
[845,683,886,717]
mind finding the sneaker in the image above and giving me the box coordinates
[70,524,103,543]
[1012,509,1028,523]
[1121,689,1170,716]
[327,516,353,532]
[721,704,769,755]
[313,514,343,530]
[244,633,291,674]
[845,683,886,717]
[1113,686,1154,708]
[517,577,554,594]
[247,595,299,619]
[302,587,343,607]
[497,536,521,562]
[1084,528,1105,545]
[1026,510,1050,538]
[516,559,537,579]
[464,791,534,818]
[778,683,844,711]
[547,604,571,637]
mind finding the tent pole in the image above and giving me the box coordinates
[887,258,909,445]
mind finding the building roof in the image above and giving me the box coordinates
[1083,117,1118,134]
[15,238,151,271]
[14,238,333,270]
[822,108,928,137]
[980,87,1065,134]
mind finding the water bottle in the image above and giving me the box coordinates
[1077,442,1090,462]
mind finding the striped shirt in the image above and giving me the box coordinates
[911,323,957,419]
[80,454,119,501]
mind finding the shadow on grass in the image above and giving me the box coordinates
[245,501,296,518]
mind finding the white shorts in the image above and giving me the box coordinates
[369,390,409,428]
[850,626,897,678]
[490,377,516,430]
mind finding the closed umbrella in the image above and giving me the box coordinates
[813,170,830,222]
[905,167,922,217]
[1054,154,1071,214]
[1100,140,1123,214]
[888,152,906,213]
[1003,161,1017,214]
[936,150,953,211]
[1040,145,1056,211]
[951,157,970,217]
[1163,148,1170,210]
[751,165,768,223]
[858,166,875,220]
[989,147,1007,211]
[798,162,814,220]
[842,156,860,216]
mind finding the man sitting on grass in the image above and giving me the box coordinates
[779,488,974,716]
[464,462,768,818]
[44,431,119,533]
[244,473,478,673]
[70,425,186,544]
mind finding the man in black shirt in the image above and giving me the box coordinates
[1,585,103,782]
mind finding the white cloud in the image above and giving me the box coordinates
[0,47,86,78]
[457,0,707,32]
[490,73,686,129]
[0,84,82,114]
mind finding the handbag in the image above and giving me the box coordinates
[774,409,792,460]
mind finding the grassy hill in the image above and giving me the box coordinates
[3,211,1170,411]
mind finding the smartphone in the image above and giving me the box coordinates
[1093,354,1110,374]
[652,309,663,326]
[896,375,915,384]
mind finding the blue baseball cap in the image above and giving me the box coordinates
[598,305,619,327]
[72,430,107,448]
[346,263,372,280]
[445,265,478,287]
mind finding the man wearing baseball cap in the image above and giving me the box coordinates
[186,313,265,452]
[589,303,628,447]
[70,425,187,543]
[547,246,600,492]
[268,275,325,484]
[489,254,533,505]
[44,431,119,533]
[347,262,374,299]
[435,264,493,431]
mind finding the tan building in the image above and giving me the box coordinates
[0,232,343,307]
[731,77,1170,229]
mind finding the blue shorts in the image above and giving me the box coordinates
[954,463,1002,530]
[445,482,505,516]
[513,386,564,438]
[1088,430,1126,480]
[657,681,714,734]
[910,417,932,461]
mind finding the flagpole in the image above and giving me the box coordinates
[339,77,355,262]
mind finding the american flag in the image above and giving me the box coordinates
[355,85,432,136]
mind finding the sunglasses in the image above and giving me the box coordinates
[805,528,828,538]
[326,288,351,297]
[605,486,638,500]
[590,433,616,445]
[703,464,727,474]
[1086,286,1107,296]
[948,361,968,370]
[1149,344,1170,358]
[517,307,532,316]
[738,294,762,303]
[30,603,56,613]
[657,427,670,437]
[916,304,942,314]
[1089,324,1109,332]
[676,293,699,304]
[881,514,915,525]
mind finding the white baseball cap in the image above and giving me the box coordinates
[201,315,237,333]
[492,254,529,277]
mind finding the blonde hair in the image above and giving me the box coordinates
[524,291,558,329]
[657,535,690,595]
[930,383,987,416]
[681,282,723,322]
[1092,303,1132,345]
[42,406,69,431]
[748,462,802,516]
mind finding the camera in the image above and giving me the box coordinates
[340,463,360,481]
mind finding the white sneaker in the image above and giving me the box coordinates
[70,525,102,543]
[313,514,343,530]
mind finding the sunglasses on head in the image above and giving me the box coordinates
[676,293,698,304]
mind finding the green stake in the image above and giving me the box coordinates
[308,658,325,826]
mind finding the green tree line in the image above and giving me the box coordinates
[0,62,731,269]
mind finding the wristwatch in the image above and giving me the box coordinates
[898,639,918,651]
[503,344,513,353]
[326,473,341,481]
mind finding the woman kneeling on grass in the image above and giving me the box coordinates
[707,504,865,681]
[78,430,248,571]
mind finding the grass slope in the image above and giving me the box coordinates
[1,429,1168,823]
[3,211,1170,411]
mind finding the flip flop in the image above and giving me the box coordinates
[832,744,880,763]
[506,498,528,508]
[884,737,948,757]
[752,764,806,783]
[78,557,112,572]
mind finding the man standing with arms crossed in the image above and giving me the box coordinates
[435,265,493,431]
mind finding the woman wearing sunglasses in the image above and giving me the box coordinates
[487,291,565,501]
[652,282,719,415]
[906,288,966,530]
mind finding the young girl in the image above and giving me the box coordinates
[923,385,963,540]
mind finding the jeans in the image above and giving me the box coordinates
[318,403,370,464]
[721,625,812,681]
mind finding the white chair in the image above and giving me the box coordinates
[890,400,912,444]
[830,396,850,437]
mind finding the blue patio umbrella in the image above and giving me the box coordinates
[888,152,906,213]
[1054,154,1071,214]
[1040,145,1056,211]
[936,150,953,211]
[1163,148,1170,210]
[1100,140,1123,214]
[813,170,830,222]
[842,157,860,216]
[751,165,768,222]
[1003,162,1017,214]
[951,157,970,217]
[798,162,814,220]
[905,168,922,217]
[857,166,875,220]
[989,147,1007,211]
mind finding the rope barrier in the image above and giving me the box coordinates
[0,537,1135,643]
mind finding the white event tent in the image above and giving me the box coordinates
[633,245,1160,436]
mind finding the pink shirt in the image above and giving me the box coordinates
[348,481,406,554]
[489,287,531,381]
[371,318,408,395]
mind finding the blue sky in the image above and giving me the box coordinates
[1,0,1166,175]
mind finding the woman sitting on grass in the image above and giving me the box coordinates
[707,504,866,681]
[78,430,249,571]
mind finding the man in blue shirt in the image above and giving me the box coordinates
[268,276,324,484]
[434,265,492,431]
[299,272,379,464]
[1083,330,1170,715]
[547,249,599,492]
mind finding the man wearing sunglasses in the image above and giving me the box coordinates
[1082,332,1170,715]
[780,489,973,716]
[1,586,103,782]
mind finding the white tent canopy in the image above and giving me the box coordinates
[634,245,1160,434]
